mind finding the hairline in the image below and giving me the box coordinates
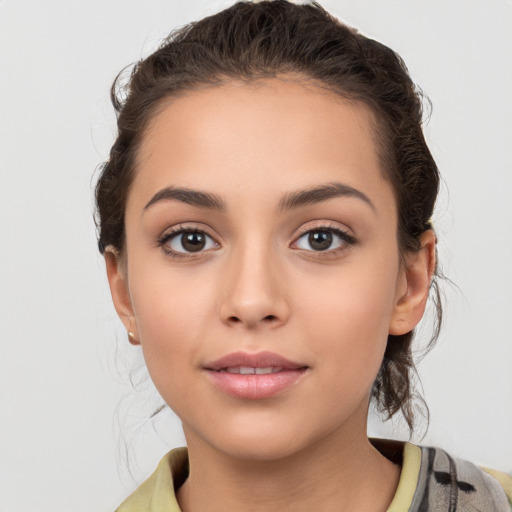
[119,72,403,258]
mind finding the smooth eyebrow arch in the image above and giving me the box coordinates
[277,181,375,213]
[143,181,375,213]
[144,186,227,211]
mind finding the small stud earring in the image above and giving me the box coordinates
[127,331,139,345]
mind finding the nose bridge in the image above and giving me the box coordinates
[219,231,289,329]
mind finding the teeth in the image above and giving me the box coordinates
[223,367,284,374]
[225,367,243,374]
[255,367,272,375]
[255,367,283,374]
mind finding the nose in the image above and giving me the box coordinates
[218,242,290,330]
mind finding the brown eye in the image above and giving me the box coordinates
[308,231,332,251]
[180,231,207,252]
[294,227,355,253]
[160,229,218,255]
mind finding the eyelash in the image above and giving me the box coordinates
[157,223,356,260]
[157,224,217,259]
[293,225,356,259]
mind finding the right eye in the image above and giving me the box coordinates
[158,227,219,257]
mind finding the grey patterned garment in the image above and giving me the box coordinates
[409,446,510,512]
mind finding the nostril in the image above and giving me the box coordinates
[227,314,277,323]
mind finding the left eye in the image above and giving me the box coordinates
[294,228,354,252]
[163,229,218,254]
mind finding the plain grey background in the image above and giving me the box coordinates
[1,1,511,511]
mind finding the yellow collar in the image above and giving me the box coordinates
[116,440,422,512]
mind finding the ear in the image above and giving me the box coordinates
[104,247,140,345]
[389,230,436,336]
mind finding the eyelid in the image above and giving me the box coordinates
[157,221,356,259]
[294,220,354,238]
[157,224,220,258]
[291,222,356,255]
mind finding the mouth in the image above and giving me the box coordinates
[204,350,306,372]
[203,351,309,400]
[219,366,285,375]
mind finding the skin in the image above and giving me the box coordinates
[106,78,436,512]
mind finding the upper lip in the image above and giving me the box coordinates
[204,351,307,371]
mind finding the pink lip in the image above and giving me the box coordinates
[204,351,305,371]
[203,351,308,400]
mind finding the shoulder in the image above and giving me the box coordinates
[410,444,512,512]
[480,466,512,507]
[114,447,188,512]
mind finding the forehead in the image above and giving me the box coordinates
[131,78,392,215]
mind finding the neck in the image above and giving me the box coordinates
[177,424,400,512]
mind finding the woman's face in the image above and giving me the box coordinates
[108,79,426,460]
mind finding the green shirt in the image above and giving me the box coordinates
[115,440,512,511]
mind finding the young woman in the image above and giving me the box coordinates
[95,1,512,510]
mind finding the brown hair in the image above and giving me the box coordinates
[95,0,442,433]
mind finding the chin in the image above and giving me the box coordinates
[216,433,307,462]
[192,413,335,464]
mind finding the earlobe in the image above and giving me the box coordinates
[389,230,436,336]
[104,247,140,345]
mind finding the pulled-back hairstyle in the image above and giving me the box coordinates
[95,0,441,433]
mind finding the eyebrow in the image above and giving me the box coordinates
[143,181,375,213]
[144,186,226,211]
[277,182,375,213]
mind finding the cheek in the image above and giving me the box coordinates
[128,265,216,393]
[126,238,401,412]
[294,253,399,375]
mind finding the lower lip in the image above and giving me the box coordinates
[204,369,307,399]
